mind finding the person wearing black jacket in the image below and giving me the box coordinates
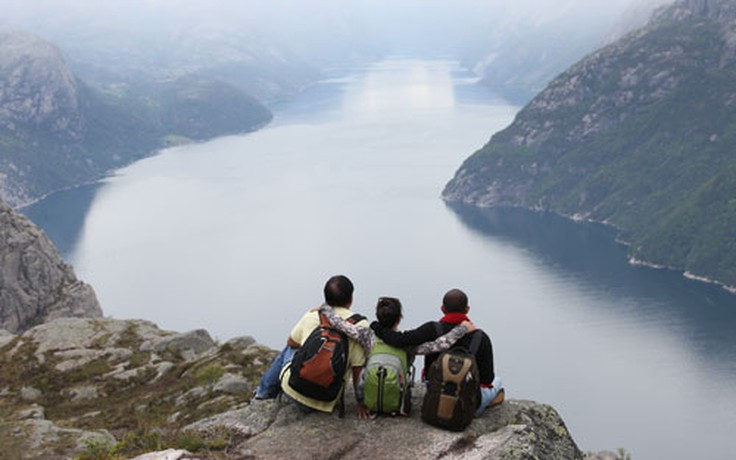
[371,288,504,416]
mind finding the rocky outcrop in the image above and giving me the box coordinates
[0,198,100,333]
[188,396,584,460]
[0,317,275,459]
[0,317,596,460]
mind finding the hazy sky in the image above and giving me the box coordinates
[0,0,674,69]
[0,0,671,35]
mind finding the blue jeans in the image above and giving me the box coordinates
[475,376,503,417]
[255,345,297,399]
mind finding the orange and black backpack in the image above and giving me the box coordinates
[287,312,365,402]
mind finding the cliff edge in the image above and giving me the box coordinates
[0,317,601,460]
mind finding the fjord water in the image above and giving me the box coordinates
[24,60,736,459]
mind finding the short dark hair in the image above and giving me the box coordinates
[324,275,354,307]
[442,289,468,313]
[376,297,402,328]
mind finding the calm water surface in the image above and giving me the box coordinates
[23,59,736,459]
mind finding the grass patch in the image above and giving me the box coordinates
[194,364,225,387]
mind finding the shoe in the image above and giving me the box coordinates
[490,388,505,407]
[251,390,275,402]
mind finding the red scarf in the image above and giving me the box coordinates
[439,312,470,324]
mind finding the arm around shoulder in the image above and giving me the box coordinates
[372,321,438,348]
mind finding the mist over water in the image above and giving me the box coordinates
[23,59,736,460]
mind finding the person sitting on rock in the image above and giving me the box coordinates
[253,274,371,418]
[318,296,476,416]
[372,288,504,416]
[318,296,475,357]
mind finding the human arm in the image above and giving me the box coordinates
[318,304,374,354]
[412,323,470,355]
[286,309,319,349]
[353,366,370,419]
[371,321,438,348]
[477,333,495,386]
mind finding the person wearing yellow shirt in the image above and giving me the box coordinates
[254,275,371,418]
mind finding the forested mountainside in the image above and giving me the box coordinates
[0,30,272,207]
[444,0,736,289]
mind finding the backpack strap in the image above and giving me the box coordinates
[318,312,331,328]
[346,313,367,324]
[468,330,483,355]
[434,321,444,338]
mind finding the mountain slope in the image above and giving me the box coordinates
[0,29,273,207]
[466,0,670,105]
[443,0,736,289]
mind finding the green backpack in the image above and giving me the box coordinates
[363,338,413,415]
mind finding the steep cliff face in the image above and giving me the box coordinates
[444,0,736,289]
[0,198,101,333]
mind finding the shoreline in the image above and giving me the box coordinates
[455,200,736,295]
[13,117,277,212]
[563,211,736,294]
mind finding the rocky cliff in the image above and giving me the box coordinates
[444,0,736,290]
[0,317,610,460]
[0,30,82,138]
[0,198,100,333]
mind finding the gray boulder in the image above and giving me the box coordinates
[152,328,216,360]
[188,391,585,460]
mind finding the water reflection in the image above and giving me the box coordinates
[343,59,455,114]
[447,202,736,371]
[20,183,103,259]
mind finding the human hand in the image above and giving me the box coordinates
[460,320,477,332]
[357,403,372,420]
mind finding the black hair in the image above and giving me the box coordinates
[442,289,468,313]
[376,297,402,328]
[324,275,354,307]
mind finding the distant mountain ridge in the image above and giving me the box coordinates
[468,0,670,105]
[444,0,736,290]
[0,29,274,207]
